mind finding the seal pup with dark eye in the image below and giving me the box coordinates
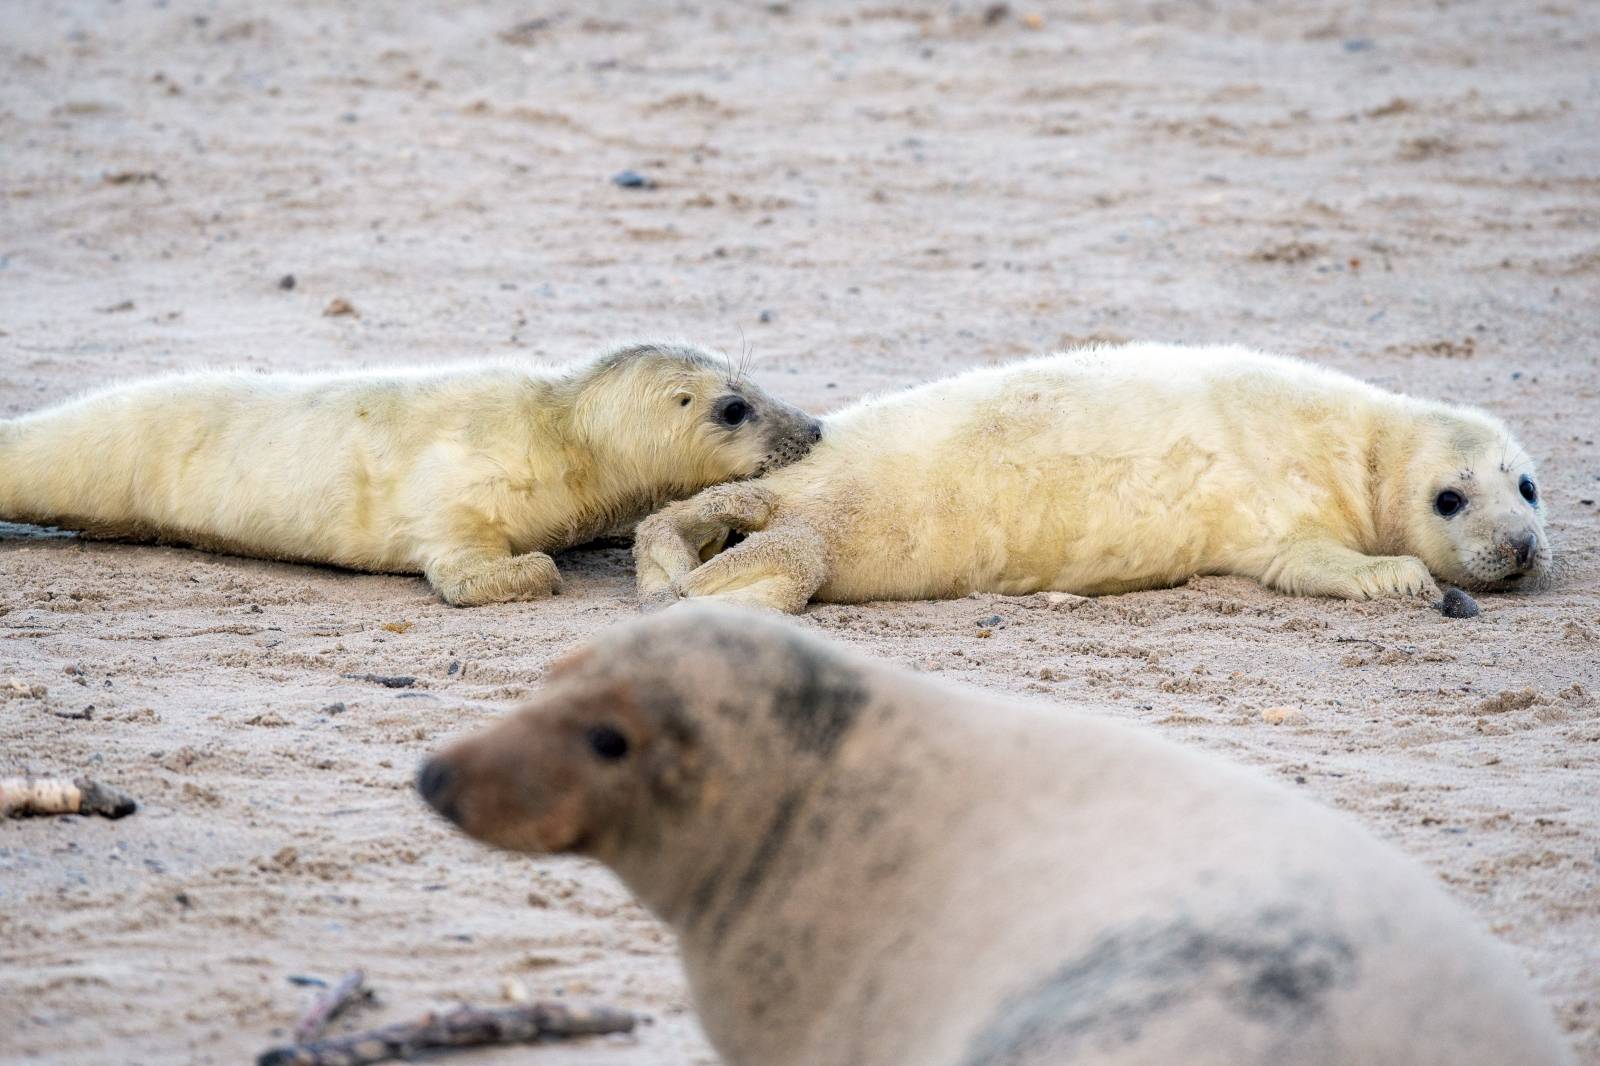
[0,342,821,605]
[418,605,1573,1066]
[635,343,1550,612]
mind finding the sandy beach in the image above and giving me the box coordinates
[1,1,1596,1062]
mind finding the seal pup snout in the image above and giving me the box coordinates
[756,412,825,473]
[1503,530,1539,574]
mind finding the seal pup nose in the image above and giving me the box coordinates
[806,418,824,443]
[416,757,461,823]
[1511,533,1537,570]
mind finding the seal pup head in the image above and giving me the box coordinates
[417,604,870,917]
[572,342,821,490]
[1394,408,1551,591]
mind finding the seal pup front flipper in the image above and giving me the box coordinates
[668,515,830,613]
[420,523,563,607]
[1260,537,1441,601]
[634,482,781,608]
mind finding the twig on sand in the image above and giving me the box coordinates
[296,970,369,1045]
[340,673,417,689]
[0,776,137,818]
[1332,636,1411,654]
[257,1002,638,1066]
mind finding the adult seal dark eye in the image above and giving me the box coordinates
[586,726,630,761]
[1434,490,1465,517]
[1519,476,1538,505]
[717,399,750,426]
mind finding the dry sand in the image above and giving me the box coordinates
[2,1,1597,1063]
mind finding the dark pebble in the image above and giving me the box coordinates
[758,309,774,323]
[277,274,296,290]
[1437,587,1480,619]
[611,169,655,189]
[977,614,1005,628]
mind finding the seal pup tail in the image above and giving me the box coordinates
[0,401,132,528]
[0,416,20,517]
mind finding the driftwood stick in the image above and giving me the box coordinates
[257,1001,638,1066]
[0,776,137,819]
[296,970,367,1045]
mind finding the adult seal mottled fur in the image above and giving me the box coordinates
[0,342,820,605]
[634,343,1551,612]
[417,606,1572,1066]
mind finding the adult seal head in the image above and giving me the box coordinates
[418,606,1572,1066]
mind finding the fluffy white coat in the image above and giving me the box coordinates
[0,343,821,604]
[636,344,1550,611]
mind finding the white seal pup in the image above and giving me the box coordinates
[635,343,1550,612]
[0,342,821,605]
[416,605,1573,1066]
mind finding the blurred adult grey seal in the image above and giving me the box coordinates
[417,605,1572,1066]
[0,342,820,605]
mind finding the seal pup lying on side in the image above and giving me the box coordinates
[635,343,1550,612]
[416,606,1572,1066]
[0,342,821,605]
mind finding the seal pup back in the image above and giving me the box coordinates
[636,343,1550,611]
[418,605,1572,1066]
[0,342,821,605]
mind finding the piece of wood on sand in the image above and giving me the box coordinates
[296,970,370,1045]
[0,776,137,819]
[256,1002,639,1066]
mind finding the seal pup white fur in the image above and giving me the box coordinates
[417,605,1573,1066]
[0,342,821,605]
[635,343,1550,612]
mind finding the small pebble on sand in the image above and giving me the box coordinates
[611,169,656,189]
[1438,588,1480,619]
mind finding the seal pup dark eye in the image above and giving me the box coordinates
[1434,490,1465,517]
[716,398,750,426]
[678,395,692,408]
[1519,476,1538,505]
[586,725,630,761]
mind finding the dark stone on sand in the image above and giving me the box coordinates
[1437,588,1480,619]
